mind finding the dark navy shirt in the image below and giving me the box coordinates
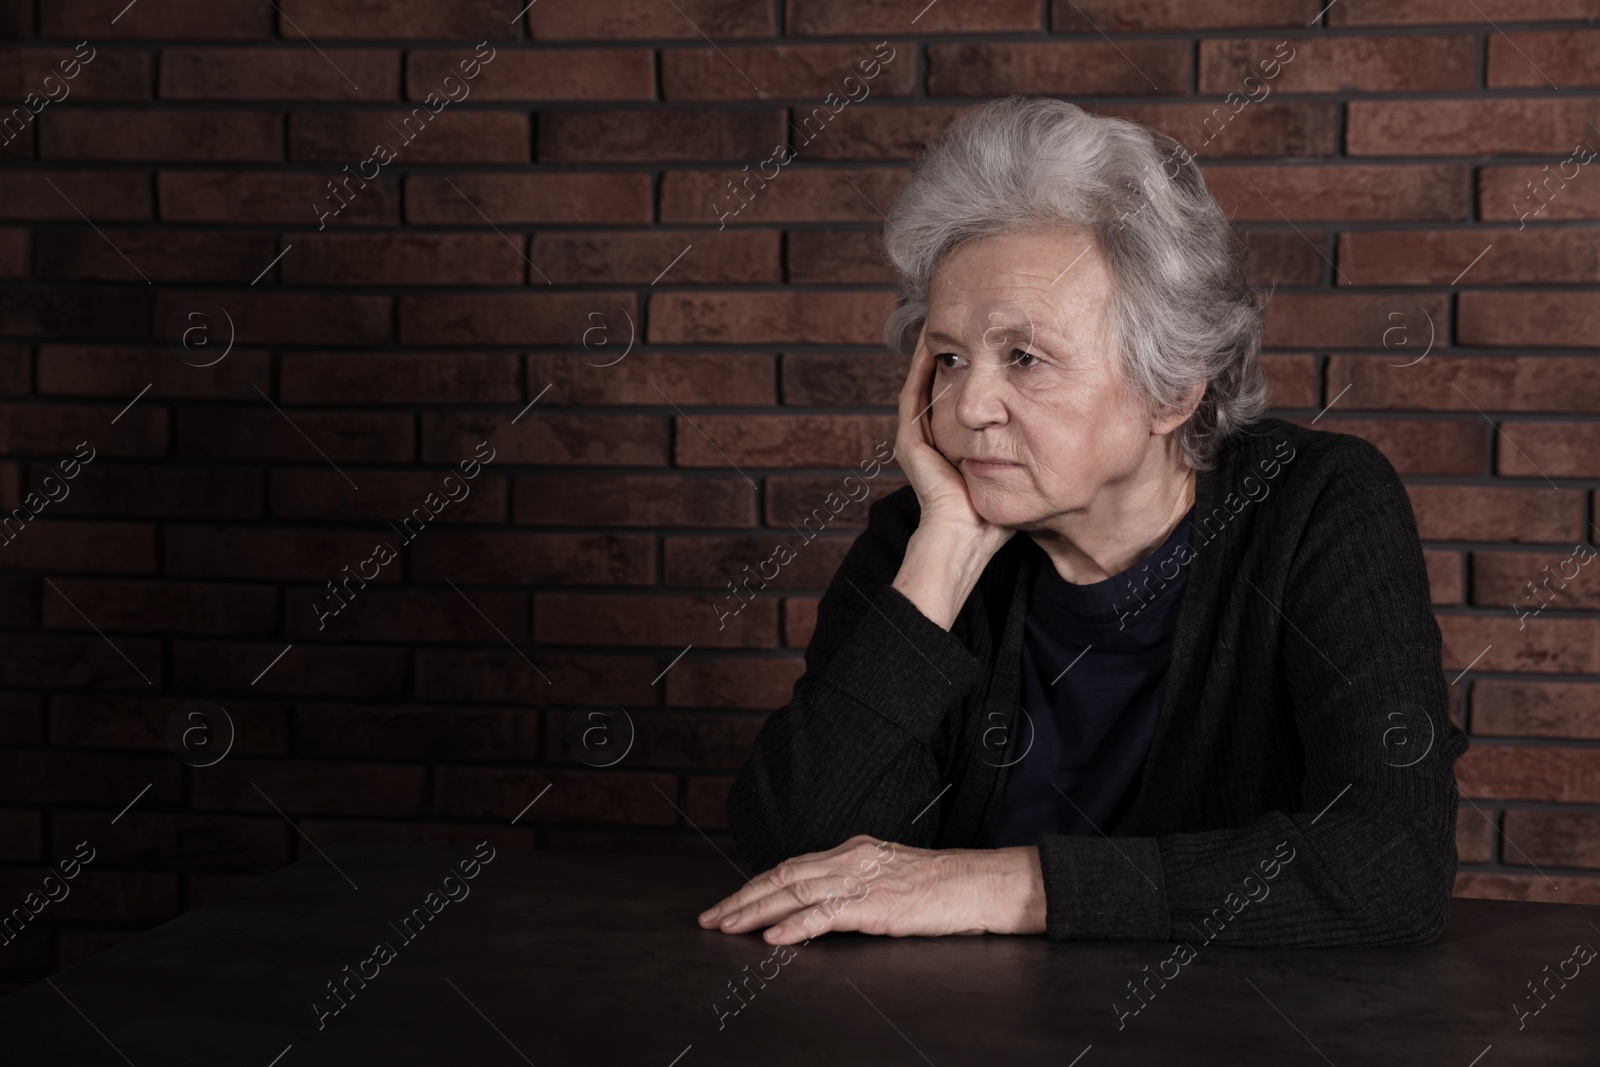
[990,505,1195,846]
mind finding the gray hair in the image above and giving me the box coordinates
[881,95,1268,471]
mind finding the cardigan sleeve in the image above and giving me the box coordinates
[1034,437,1470,947]
[726,487,988,876]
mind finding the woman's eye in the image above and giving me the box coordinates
[933,352,960,370]
[1011,349,1040,368]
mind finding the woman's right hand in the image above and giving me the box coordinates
[889,332,1017,631]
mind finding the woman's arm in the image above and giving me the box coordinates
[1034,437,1469,947]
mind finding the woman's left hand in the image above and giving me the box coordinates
[697,835,1047,945]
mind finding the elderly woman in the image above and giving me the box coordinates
[698,96,1467,950]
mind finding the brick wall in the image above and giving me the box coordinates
[0,0,1597,988]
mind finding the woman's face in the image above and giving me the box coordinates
[922,228,1180,531]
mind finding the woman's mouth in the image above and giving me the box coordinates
[962,457,1020,476]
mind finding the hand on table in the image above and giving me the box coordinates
[697,834,1047,945]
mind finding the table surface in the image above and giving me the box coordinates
[1,843,1596,1066]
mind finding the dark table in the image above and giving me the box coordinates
[2,843,1596,1065]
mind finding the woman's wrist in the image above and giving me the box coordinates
[892,524,1002,631]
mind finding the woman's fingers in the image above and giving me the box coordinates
[698,837,874,927]
[716,872,874,938]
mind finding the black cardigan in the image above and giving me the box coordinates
[727,416,1470,946]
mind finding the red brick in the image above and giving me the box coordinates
[1330,356,1600,414]
[1349,100,1600,156]
[660,166,908,226]
[1340,230,1600,286]
[780,351,904,406]
[1497,422,1600,478]
[297,705,533,760]
[1473,679,1600,738]
[1274,417,1487,476]
[0,750,180,805]
[0,401,164,453]
[789,105,964,162]
[0,169,151,220]
[161,48,400,100]
[1276,234,1382,295]
[50,693,287,751]
[40,579,278,639]
[536,592,780,648]
[530,0,774,40]
[277,0,516,39]
[1472,549,1600,611]
[1425,549,1464,604]
[0,868,178,922]
[545,708,762,769]
[0,284,147,340]
[294,471,427,526]
[784,596,818,647]
[927,41,1188,97]
[674,414,898,467]
[163,526,412,581]
[1455,805,1494,863]
[405,172,651,225]
[1456,743,1600,803]
[790,0,1038,33]
[786,228,894,282]
[409,531,655,585]
[1489,31,1600,88]
[0,522,156,575]
[1460,292,1600,348]
[649,291,895,345]
[296,819,537,852]
[284,586,527,641]
[532,230,781,285]
[173,641,409,699]
[193,759,427,815]
[766,475,908,528]
[0,46,150,99]
[1480,165,1600,223]
[1262,293,1450,348]
[416,649,658,707]
[407,48,654,101]
[1499,810,1600,869]
[0,694,43,744]
[0,228,26,276]
[514,474,759,527]
[659,42,915,101]
[42,108,280,161]
[1096,103,1339,158]
[176,407,410,462]
[527,353,775,405]
[1439,616,1598,674]
[1331,0,1599,25]
[1409,485,1585,543]
[1263,353,1319,408]
[0,811,39,861]
[28,464,261,519]
[159,170,399,225]
[53,812,288,869]
[665,657,804,708]
[686,776,733,829]
[35,227,280,283]
[422,411,669,466]
[1054,0,1317,30]
[43,0,273,38]
[1203,165,1469,222]
[281,351,521,403]
[1201,36,1475,93]
[289,109,528,164]
[154,289,389,346]
[434,767,679,824]
[284,234,525,286]
[1454,871,1600,905]
[665,535,852,589]
[400,292,634,345]
[539,107,785,162]
[58,930,140,968]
